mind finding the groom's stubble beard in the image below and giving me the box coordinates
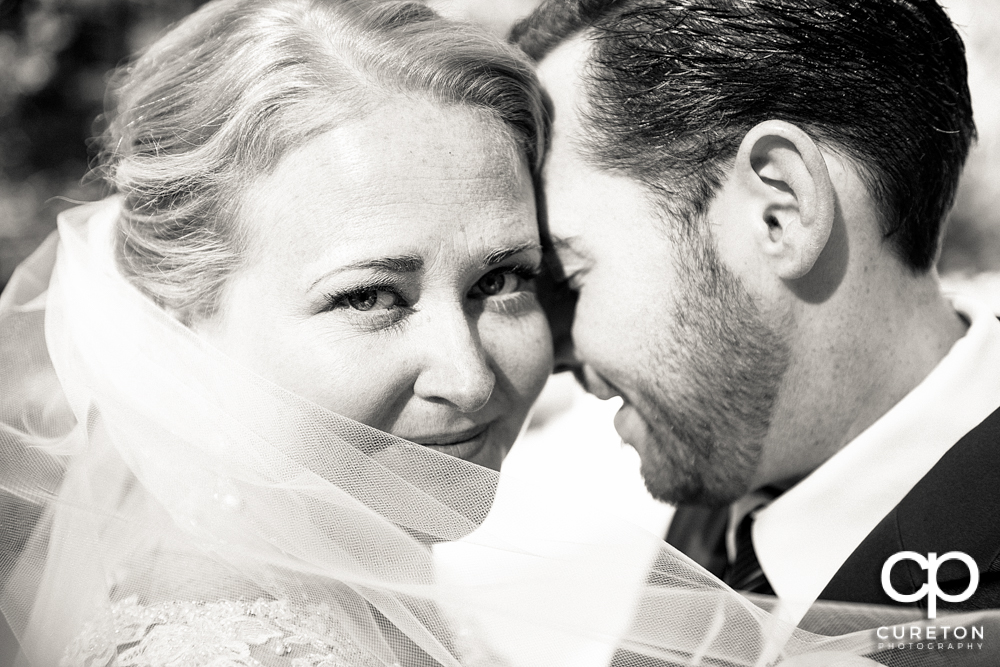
[634,227,791,508]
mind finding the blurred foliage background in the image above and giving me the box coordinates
[0,0,998,294]
[0,0,208,291]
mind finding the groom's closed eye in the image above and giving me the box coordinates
[545,235,592,288]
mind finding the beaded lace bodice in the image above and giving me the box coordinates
[61,598,383,667]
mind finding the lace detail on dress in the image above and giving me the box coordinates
[61,598,383,667]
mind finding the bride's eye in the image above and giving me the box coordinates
[347,289,395,311]
[324,286,407,314]
[475,271,519,297]
[469,265,539,301]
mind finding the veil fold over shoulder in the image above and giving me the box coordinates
[1,200,997,666]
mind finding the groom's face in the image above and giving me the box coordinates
[537,37,791,507]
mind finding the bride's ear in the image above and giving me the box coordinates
[728,120,835,280]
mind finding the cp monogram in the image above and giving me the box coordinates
[881,551,979,618]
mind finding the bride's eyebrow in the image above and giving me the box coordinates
[345,255,424,273]
[482,242,542,267]
[307,254,423,292]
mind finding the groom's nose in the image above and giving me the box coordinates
[578,365,619,401]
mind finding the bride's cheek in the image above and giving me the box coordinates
[273,329,411,427]
[525,313,556,399]
[483,307,553,401]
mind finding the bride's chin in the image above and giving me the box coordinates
[467,441,510,472]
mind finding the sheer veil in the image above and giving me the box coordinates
[2,200,998,666]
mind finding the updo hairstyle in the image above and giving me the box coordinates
[100,0,545,323]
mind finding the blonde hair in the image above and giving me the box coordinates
[100,0,545,323]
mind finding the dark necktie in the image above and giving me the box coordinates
[724,490,778,595]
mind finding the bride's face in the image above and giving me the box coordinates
[196,98,552,470]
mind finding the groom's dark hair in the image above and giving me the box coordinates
[511,0,975,272]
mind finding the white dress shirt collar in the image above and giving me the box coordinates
[752,295,1000,623]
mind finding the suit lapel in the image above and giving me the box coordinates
[821,403,1000,606]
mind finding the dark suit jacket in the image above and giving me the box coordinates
[667,403,1000,613]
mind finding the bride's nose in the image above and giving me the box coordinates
[412,309,496,413]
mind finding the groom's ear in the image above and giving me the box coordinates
[721,120,835,281]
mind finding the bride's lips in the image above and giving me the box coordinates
[409,424,492,461]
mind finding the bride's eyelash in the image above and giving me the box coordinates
[319,262,540,322]
[486,291,537,316]
[503,263,542,284]
[480,263,542,316]
[319,283,414,334]
[321,282,407,312]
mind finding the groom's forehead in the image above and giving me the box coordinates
[536,34,593,137]
[535,32,678,263]
[536,35,606,202]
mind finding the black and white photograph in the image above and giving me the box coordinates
[3,0,1000,665]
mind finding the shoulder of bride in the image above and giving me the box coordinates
[61,597,382,667]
